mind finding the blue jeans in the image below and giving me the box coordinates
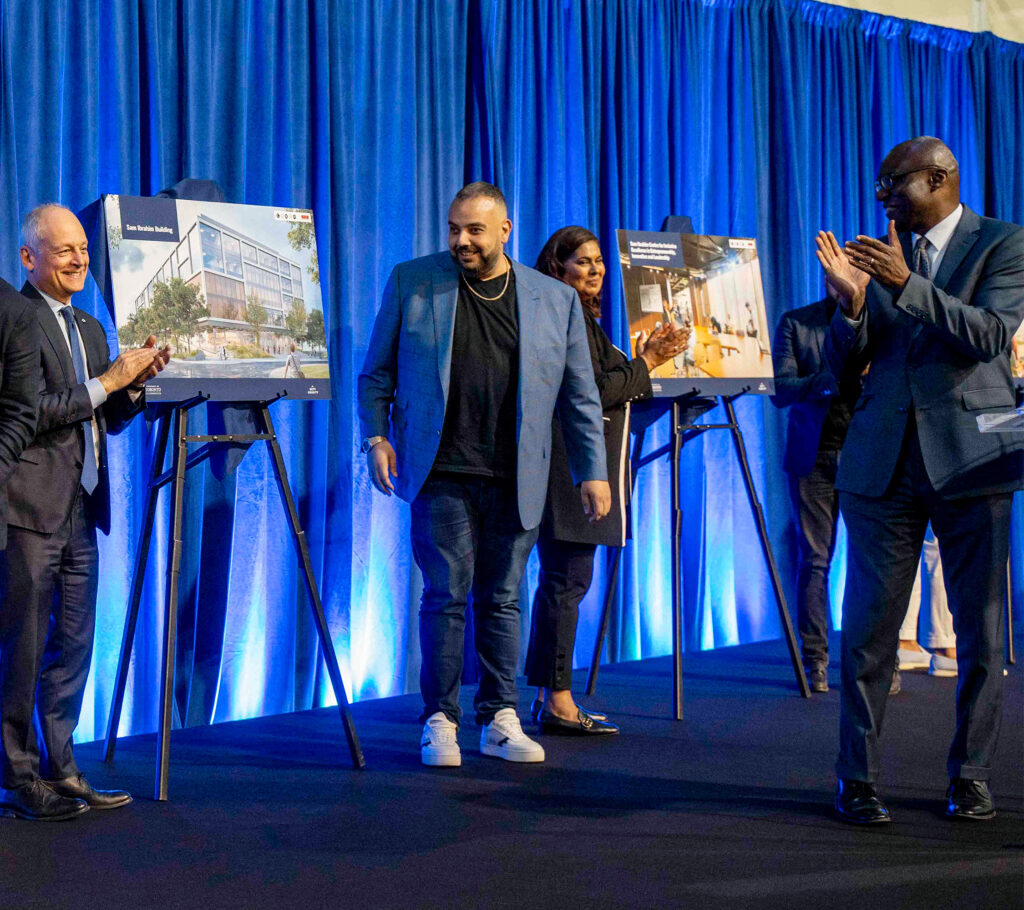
[410,475,538,726]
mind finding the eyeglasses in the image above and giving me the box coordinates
[874,166,940,193]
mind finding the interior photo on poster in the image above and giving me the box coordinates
[617,229,775,395]
[104,194,330,401]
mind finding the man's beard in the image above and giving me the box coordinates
[451,245,503,278]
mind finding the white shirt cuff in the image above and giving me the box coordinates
[86,377,108,409]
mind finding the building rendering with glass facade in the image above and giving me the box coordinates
[132,214,306,353]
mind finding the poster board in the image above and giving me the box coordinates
[103,195,330,402]
[616,230,775,397]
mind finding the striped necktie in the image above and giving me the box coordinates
[912,236,931,279]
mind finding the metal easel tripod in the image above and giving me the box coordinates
[585,391,811,717]
[103,393,365,800]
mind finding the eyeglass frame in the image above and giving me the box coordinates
[874,165,943,194]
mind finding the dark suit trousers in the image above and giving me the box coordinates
[787,449,841,668]
[524,534,597,690]
[0,490,98,787]
[836,423,1011,783]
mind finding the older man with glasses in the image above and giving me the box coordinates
[816,136,1024,825]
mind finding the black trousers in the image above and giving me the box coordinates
[787,449,841,668]
[837,425,1011,783]
[0,490,99,788]
[524,533,597,691]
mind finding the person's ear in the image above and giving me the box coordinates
[929,168,948,189]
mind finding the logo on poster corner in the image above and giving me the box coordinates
[275,210,313,223]
[307,385,320,395]
[147,385,163,396]
[758,382,767,391]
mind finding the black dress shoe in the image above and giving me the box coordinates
[0,780,89,821]
[538,708,619,736]
[808,665,828,693]
[530,699,607,723]
[834,779,892,825]
[946,778,995,821]
[43,773,132,810]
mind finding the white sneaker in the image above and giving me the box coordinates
[480,708,545,763]
[421,712,461,767]
[929,653,958,678]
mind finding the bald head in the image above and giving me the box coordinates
[20,204,90,303]
[876,136,960,234]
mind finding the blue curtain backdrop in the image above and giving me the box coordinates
[0,0,1020,742]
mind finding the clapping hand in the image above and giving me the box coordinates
[815,230,870,318]
[637,322,690,371]
[843,221,912,292]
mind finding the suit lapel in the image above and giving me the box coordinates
[933,207,980,289]
[22,283,77,385]
[431,256,459,399]
[512,261,537,440]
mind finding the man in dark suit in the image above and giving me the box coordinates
[0,280,40,541]
[358,182,609,768]
[770,285,862,693]
[0,204,169,821]
[817,137,1024,824]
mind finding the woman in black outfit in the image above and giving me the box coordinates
[525,226,688,734]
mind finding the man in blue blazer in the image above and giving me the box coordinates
[358,182,609,767]
[771,286,862,692]
[817,137,1024,824]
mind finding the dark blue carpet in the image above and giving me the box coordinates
[1,633,1020,910]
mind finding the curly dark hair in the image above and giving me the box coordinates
[534,225,602,315]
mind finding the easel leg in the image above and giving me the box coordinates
[1007,557,1015,665]
[722,396,810,698]
[671,401,685,719]
[258,405,365,768]
[586,427,646,696]
[585,548,621,696]
[156,407,188,800]
[104,414,171,762]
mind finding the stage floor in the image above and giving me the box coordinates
[2,635,1021,910]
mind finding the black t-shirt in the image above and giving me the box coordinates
[431,267,519,479]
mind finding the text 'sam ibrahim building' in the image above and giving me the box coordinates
[132,214,305,353]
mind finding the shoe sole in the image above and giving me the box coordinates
[480,743,544,763]
[538,724,619,736]
[947,809,996,821]
[0,804,90,821]
[832,809,893,825]
[929,670,957,678]
[421,751,461,767]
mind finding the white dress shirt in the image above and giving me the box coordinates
[39,290,106,463]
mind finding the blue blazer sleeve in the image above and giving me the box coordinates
[893,226,1024,363]
[357,265,402,439]
[555,290,607,485]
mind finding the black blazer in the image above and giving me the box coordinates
[0,279,41,549]
[542,310,652,547]
[770,298,846,477]
[825,206,1024,498]
[6,283,143,536]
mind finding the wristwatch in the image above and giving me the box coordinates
[361,435,387,454]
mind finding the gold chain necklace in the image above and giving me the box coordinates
[461,256,511,301]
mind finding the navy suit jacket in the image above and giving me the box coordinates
[0,279,40,549]
[357,251,607,530]
[825,206,1024,498]
[770,297,846,477]
[6,283,144,536]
